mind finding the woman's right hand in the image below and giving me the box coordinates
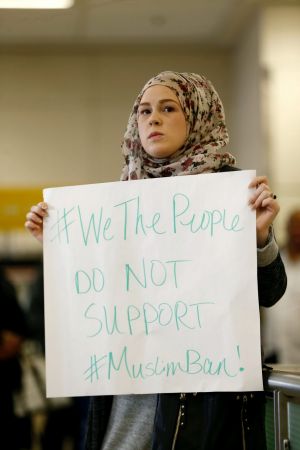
[24,202,48,243]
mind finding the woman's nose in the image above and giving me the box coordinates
[149,112,161,125]
[149,118,160,125]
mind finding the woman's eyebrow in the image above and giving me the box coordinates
[139,99,178,107]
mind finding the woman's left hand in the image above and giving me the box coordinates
[249,175,280,248]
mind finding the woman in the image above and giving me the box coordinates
[25,71,287,450]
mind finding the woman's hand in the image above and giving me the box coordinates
[0,330,23,360]
[24,202,48,243]
[249,176,280,247]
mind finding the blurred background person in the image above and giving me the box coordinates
[263,210,300,364]
[0,267,28,450]
[26,265,90,450]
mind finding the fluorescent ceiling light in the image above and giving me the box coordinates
[0,0,74,8]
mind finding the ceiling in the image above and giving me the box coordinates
[0,0,298,47]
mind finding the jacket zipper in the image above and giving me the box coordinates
[241,394,247,450]
[172,393,249,450]
[171,393,186,450]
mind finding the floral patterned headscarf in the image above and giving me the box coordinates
[121,71,236,180]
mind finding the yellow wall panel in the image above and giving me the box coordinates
[0,188,43,230]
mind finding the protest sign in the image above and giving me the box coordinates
[43,170,263,397]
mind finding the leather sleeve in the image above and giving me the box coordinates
[257,251,287,307]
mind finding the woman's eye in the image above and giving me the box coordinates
[139,108,151,115]
[163,106,175,112]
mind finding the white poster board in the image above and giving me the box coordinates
[43,170,263,397]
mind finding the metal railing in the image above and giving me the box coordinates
[265,365,300,450]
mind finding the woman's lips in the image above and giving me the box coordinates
[148,132,163,139]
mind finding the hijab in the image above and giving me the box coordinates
[121,71,236,180]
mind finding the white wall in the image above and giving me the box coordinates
[229,6,300,244]
[0,45,232,187]
[230,11,266,175]
[261,6,300,243]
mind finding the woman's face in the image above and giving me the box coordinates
[137,85,188,159]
